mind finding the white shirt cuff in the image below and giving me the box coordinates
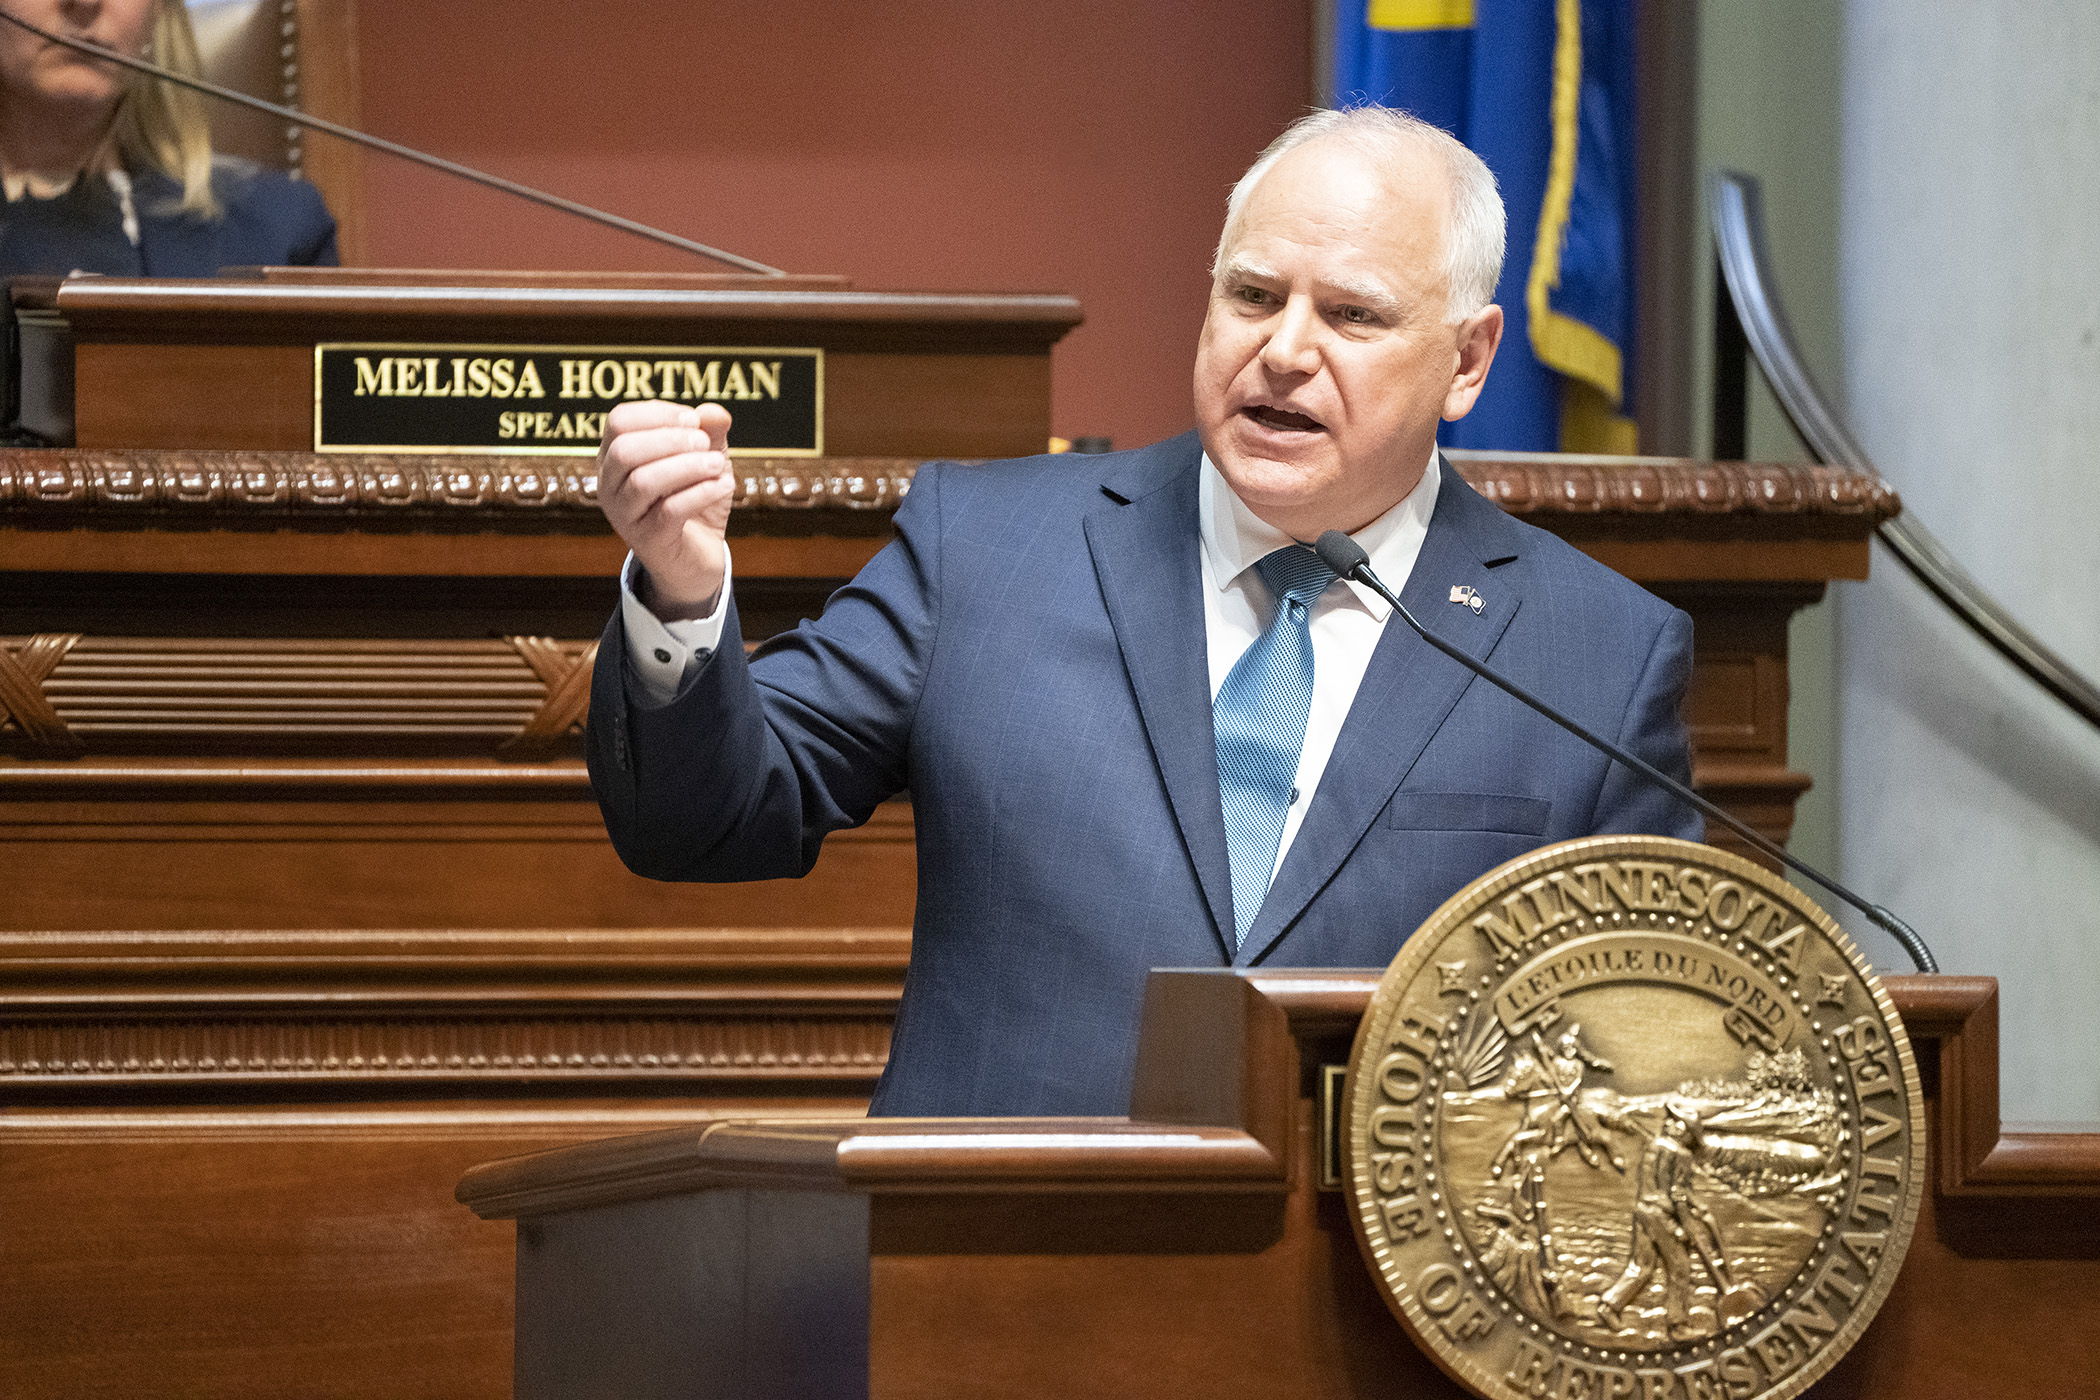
[619,549,732,706]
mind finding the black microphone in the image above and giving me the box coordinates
[1311,529,1939,974]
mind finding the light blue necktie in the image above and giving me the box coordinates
[1214,545,1337,949]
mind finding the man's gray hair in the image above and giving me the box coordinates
[1213,107,1507,321]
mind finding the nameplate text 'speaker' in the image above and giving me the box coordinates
[314,343,823,456]
[1347,836,1924,1400]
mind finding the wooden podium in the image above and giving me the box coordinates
[0,269,1069,1398]
[459,970,2100,1400]
[8,267,2064,1396]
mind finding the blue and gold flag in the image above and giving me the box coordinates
[1335,0,1638,452]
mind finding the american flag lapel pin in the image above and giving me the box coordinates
[1448,585,1484,614]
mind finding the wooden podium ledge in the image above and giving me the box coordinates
[47,280,1089,338]
[1893,976,2100,1196]
[460,971,2100,1221]
[456,970,1405,1221]
[457,1118,1283,1221]
[456,970,2100,1400]
[1,446,1894,532]
[1,447,1895,581]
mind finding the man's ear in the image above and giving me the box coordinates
[1440,304,1506,422]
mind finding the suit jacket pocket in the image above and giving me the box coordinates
[1383,790,1551,836]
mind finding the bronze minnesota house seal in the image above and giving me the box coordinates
[1346,836,1924,1400]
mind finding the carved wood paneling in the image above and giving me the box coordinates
[1,447,1892,530]
[0,449,913,526]
[1446,450,1900,522]
[0,924,908,1394]
[1,635,598,756]
[461,972,2100,1400]
[0,927,911,1088]
[499,636,598,754]
[0,633,83,755]
[0,1014,891,1085]
[1,447,1893,908]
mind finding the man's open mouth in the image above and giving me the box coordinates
[1243,405,1325,433]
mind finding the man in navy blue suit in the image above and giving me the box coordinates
[586,107,1701,1117]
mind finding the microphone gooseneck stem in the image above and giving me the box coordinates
[0,7,785,276]
[1312,531,1939,974]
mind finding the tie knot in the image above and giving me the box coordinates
[1255,545,1336,610]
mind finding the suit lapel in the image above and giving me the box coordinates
[1237,463,1526,966]
[1083,437,1238,955]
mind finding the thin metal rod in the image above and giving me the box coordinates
[0,7,785,276]
[1711,170,2099,734]
[1878,513,2100,724]
[1321,533,1941,974]
[1386,590,1938,973]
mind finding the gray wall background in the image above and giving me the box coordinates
[1694,0,1846,881]
[1699,2,2100,1122]
[1835,1,2100,1123]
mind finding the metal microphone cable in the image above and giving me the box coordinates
[0,5,783,274]
[1311,528,1940,973]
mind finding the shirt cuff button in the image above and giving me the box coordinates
[653,647,672,664]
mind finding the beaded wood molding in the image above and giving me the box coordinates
[0,927,910,1091]
[0,449,915,525]
[1443,449,1900,521]
[0,448,1897,528]
[0,1013,893,1087]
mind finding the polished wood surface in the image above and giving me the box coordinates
[1632,0,1701,456]
[465,973,2100,1400]
[41,273,1083,458]
[0,528,868,577]
[0,928,908,1398]
[51,278,1090,330]
[0,783,914,931]
[284,0,367,265]
[229,268,857,289]
[0,274,1000,1399]
[72,342,1059,458]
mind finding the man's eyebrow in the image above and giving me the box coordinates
[1324,275,1406,317]
[1217,257,1407,318]
[1217,254,1281,284]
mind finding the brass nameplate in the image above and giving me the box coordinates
[314,343,823,456]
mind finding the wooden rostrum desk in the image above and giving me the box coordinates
[0,270,1067,1398]
[0,268,1959,1396]
[461,971,2100,1399]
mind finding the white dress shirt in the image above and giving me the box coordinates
[1198,451,1439,876]
[621,549,733,704]
[619,449,1443,878]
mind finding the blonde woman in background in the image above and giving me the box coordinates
[0,0,335,276]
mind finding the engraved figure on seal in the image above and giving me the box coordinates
[1440,1009,1838,1350]
[1595,1099,1737,1340]
[1540,1025,1625,1171]
[1463,1017,1625,1181]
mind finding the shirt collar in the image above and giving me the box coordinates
[1198,448,1441,621]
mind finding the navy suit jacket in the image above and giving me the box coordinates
[587,431,1700,1116]
[0,160,336,279]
